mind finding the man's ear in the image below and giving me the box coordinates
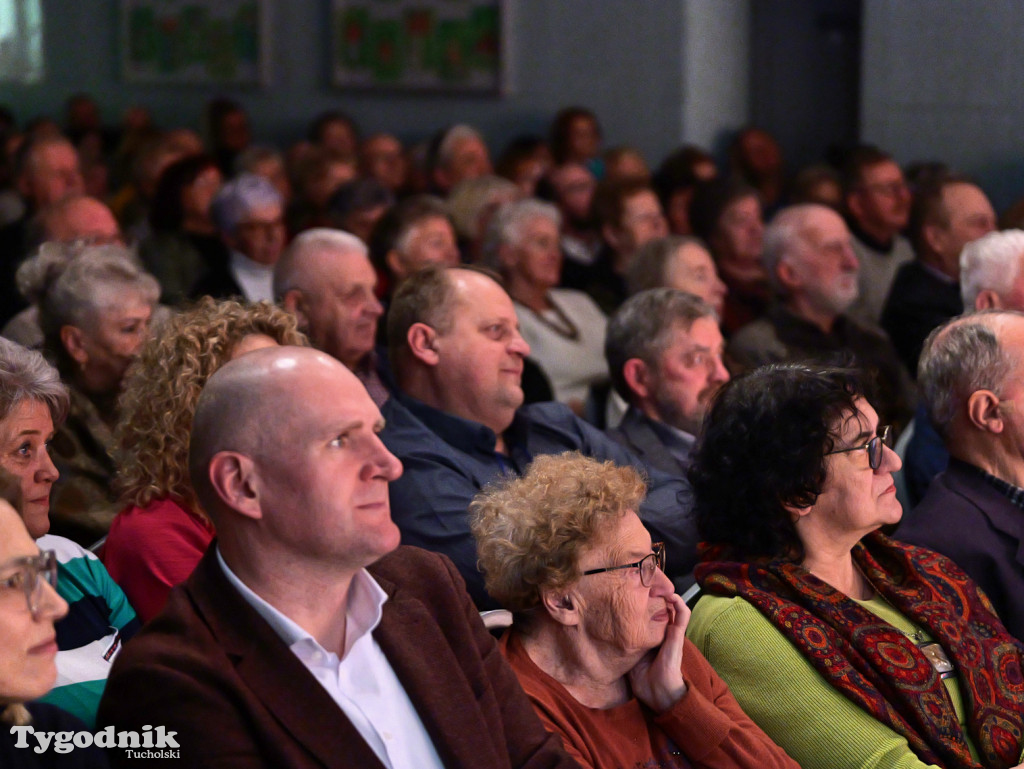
[407,322,440,366]
[622,358,650,401]
[281,289,307,328]
[922,222,947,259]
[974,289,1002,311]
[385,249,407,283]
[208,452,263,521]
[498,242,517,272]
[539,586,581,628]
[602,223,624,253]
[967,389,1004,433]
[845,190,864,223]
[59,325,89,367]
[776,259,802,293]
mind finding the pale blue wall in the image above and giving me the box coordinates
[862,0,1024,211]
[681,0,749,152]
[0,0,755,169]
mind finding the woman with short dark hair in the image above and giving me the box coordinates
[139,153,227,305]
[687,363,1024,769]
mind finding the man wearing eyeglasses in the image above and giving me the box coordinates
[97,346,578,769]
[842,145,914,326]
[727,203,915,434]
[605,288,729,475]
[192,173,287,304]
[896,311,1024,642]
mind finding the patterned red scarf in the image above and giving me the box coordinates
[696,532,1024,769]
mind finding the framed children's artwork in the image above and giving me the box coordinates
[332,1,508,93]
[120,0,270,85]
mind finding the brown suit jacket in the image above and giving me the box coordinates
[97,544,577,769]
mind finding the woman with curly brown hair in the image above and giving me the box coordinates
[102,298,306,622]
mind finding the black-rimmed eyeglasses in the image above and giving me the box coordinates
[582,542,665,587]
[824,425,892,470]
[0,550,58,619]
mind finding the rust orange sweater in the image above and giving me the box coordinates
[501,630,797,769]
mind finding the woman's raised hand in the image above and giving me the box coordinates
[628,592,691,713]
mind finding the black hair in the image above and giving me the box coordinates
[689,363,863,561]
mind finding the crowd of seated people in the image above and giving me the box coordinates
[0,92,1023,767]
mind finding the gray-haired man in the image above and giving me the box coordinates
[605,288,729,475]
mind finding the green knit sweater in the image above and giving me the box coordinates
[686,593,980,769]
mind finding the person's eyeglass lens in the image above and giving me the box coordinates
[1,550,57,618]
[582,542,666,587]
[825,425,893,470]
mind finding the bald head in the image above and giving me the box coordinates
[39,195,121,245]
[189,346,354,517]
[191,343,403,587]
[18,137,84,209]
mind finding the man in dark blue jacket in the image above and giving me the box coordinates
[896,311,1024,641]
[381,265,696,609]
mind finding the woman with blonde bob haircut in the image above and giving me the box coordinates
[469,452,796,769]
[102,298,307,621]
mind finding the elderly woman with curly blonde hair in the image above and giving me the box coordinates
[469,452,796,769]
[102,298,307,622]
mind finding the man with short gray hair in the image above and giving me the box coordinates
[896,310,1024,641]
[903,229,1024,505]
[274,228,389,404]
[430,124,492,195]
[0,135,86,325]
[728,203,914,430]
[605,289,728,474]
[960,229,1024,311]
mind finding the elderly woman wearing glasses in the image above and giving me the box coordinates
[469,452,796,769]
[686,364,1024,769]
